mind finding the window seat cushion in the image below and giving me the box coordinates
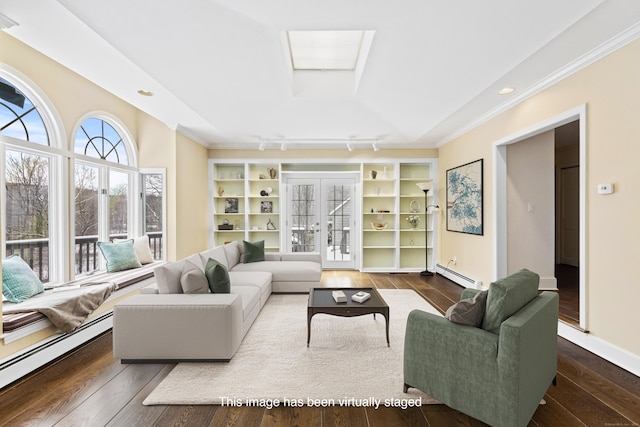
[2,262,160,333]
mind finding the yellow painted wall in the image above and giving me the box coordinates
[176,132,209,258]
[438,38,640,356]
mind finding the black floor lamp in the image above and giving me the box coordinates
[416,181,439,277]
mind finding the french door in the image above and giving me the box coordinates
[284,175,358,269]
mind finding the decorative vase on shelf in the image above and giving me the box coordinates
[268,167,277,179]
[217,185,224,196]
[370,170,377,179]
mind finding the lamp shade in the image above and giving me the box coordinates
[416,181,433,191]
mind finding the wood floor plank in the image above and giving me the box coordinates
[0,333,127,426]
[420,405,485,426]
[105,364,176,427]
[210,405,264,427]
[531,394,587,427]
[153,405,219,427]
[322,406,368,427]
[366,405,429,427]
[260,406,322,426]
[53,363,164,427]
[545,373,634,426]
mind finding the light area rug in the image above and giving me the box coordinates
[143,289,441,407]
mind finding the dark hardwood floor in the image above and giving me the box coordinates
[1,271,639,426]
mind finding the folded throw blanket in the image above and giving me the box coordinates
[3,282,117,333]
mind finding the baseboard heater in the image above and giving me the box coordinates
[0,312,113,390]
[435,263,482,289]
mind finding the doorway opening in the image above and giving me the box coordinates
[495,105,587,331]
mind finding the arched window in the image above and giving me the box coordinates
[0,76,49,145]
[74,117,129,164]
[72,115,153,275]
[1,74,62,284]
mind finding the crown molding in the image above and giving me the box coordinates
[436,21,640,148]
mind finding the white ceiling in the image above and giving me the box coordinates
[2,0,640,150]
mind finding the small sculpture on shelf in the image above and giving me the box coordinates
[217,185,224,196]
[266,218,276,230]
[406,215,420,229]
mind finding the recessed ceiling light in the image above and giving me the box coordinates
[498,87,515,95]
[137,89,153,96]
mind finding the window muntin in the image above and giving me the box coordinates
[74,117,129,164]
[0,77,49,145]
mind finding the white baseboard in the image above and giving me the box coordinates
[435,264,483,289]
[0,312,113,389]
[558,322,640,378]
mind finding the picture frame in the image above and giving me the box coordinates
[446,159,483,235]
[260,201,273,213]
[224,198,238,213]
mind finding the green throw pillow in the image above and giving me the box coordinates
[243,240,265,263]
[2,254,44,303]
[205,258,230,293]
[97,239,142,273]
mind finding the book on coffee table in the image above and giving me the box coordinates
[352,291,371,303]
[332,290,347,303]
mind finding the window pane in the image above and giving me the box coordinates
[4,150,50,282]
[74,163,100,275]
[0,77,49,145]
[142,173,164,260]
[109,170,129,239]
[74,118,129,164]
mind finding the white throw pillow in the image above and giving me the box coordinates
[114,235,155,264]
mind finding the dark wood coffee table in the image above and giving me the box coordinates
[307,287,390,347]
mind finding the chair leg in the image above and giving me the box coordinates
[403,383,411,393]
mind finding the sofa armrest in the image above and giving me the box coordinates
[280,252,322,264]
[113,293,243,361]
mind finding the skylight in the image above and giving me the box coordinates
[287,30,365,71]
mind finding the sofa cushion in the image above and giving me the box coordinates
[199,246,229,270]
[97,240,142,273]
[2,254,44,303]
[205,258,231,294]
[222,241,241,268]
[229,271,272,306]
[445,290,487,327]
[231,285,261,321]
[231,260,321,283]
[482,269,540,334]
[154,254,202,294]
[180,260,209,294]
[114,235,154,264]
[243,240,265,263]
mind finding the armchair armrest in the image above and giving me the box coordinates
[404,309,499,393]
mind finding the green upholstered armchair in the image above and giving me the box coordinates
[404,269,559,427]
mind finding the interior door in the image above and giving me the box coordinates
[558,166,580,266]
[285,176,357,269]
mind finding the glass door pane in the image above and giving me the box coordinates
[325,181,352,265]
[290,183,317,252]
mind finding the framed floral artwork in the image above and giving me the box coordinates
[446,159,483,235]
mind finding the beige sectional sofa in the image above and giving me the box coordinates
[112,241,321,362]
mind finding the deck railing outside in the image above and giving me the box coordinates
[5,232,163,282]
